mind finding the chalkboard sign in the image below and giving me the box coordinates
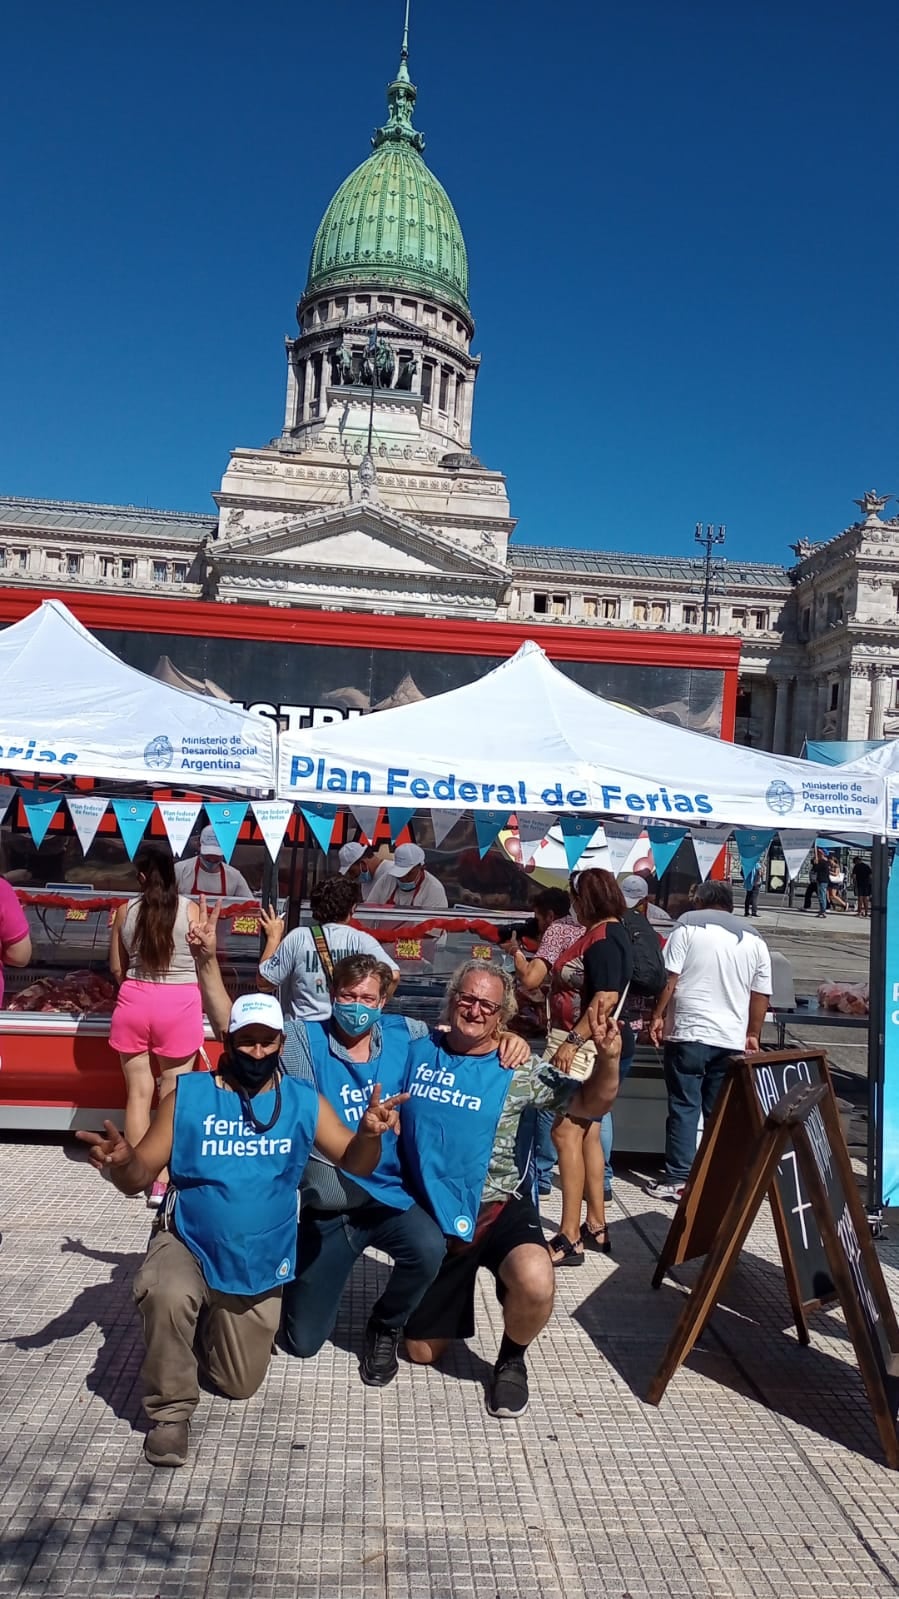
[650,1058,899,1467]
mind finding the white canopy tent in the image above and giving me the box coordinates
[832,741,899,836]
[0,600,274,792]
[278,639,885,831]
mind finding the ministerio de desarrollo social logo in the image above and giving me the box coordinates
[144,735,174,770]
[765,780,795,816]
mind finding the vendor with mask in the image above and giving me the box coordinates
[366,843,448,911]
[174,826,252,899]
[77,991,406,1469]
[338,841,380,898]
[189,903,531,1389]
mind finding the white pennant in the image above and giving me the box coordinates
[0,787,15,826]
[780,830,818,883]
[430,808,467,847]
[348,804,382,843]
[601,824,644,877]
[157,801,203,859]
[66,796,109,855]
[690,826,733,882]
[251,801,295,862]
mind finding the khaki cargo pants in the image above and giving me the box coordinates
[133,1231,282,1423]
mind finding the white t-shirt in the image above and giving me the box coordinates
[258,923,399,1021]
[664,911,773,1050]
[366,864,448,911]
[174,857,252,899]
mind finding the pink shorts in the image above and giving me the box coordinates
[109,979,204,1061]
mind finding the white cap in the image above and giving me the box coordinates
[228,993,284,1034]
[199,825,224,857]
[339,842,367,873]
[620,874,649,908]
[386,843,425,876]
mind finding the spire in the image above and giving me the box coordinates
[372,0,425,153]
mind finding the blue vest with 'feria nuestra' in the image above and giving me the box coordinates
[170,1070,319,1295]
[304,1017,414,1211]
[400,1036,513,1241]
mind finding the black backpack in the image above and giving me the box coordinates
[621,909,666,997]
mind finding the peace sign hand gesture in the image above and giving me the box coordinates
[76,1120,135,1174]
[188,894,221,964]
[359,1083,410,1139]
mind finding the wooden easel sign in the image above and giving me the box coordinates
[649,1053,899,1468]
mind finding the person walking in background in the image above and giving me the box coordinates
[852,855,873,917]
[802,847,831,917]
[647,880,772,1201]
[828,854,848,912]
[108,846,203,1209]
[743,861,762,918]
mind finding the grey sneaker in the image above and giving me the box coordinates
[646,1179,685,1202]
[486,1356,529,1418]
[144,1420,189,1467]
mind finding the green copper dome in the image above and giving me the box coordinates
[303,38,470,322]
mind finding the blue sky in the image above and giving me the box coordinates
[2,0,897,565]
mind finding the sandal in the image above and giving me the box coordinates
[547,1232,584,1268]
[580,1221,612,1256]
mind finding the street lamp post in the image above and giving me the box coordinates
[695,522,726,634]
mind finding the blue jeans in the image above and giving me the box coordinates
[600,1022,637,1192]
[817,880,829,913]
[662,1040,734,1180]
[281,1201,446,1357]
[517,1104,557,1193]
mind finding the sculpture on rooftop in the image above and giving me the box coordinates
[853,490,893,521]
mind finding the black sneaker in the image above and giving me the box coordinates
[487,1356,529,1418]
[359,1319,400,1387]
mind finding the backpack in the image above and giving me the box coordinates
[621,909,666,997]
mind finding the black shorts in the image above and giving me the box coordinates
[404,1194,547,1342]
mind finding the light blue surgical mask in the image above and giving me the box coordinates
[332,1000,381,1038]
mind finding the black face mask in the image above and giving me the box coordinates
[222,1042,282,1132]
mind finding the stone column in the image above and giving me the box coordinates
[771,675,792,753]
[869,666,892,739]
[814,676,829,738]
[302,358,315,421]
[284,359,299,430]
[760,679,777,751]
[446,369,457,432]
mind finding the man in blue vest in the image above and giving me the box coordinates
[402,961,620,1420]
[77,992,405,1468]
[189,905,532,1388]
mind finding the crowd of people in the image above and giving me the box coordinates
[75,833,839,1470]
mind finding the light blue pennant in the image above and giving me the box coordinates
[387,807,417,844]
[204,802,249,864]
[474,810,513,859]
[733,828,775,886]
[300,803,338,854]
[20,793,62,849]
[646,824,688,881]
[559,813,600,871]
[111,798,156,861]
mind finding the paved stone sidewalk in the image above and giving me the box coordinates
[2,1136,898,1599]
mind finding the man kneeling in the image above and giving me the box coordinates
[78,994,404,1467]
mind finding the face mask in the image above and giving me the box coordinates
[199,855,221,871]
[360,870,372,885]
[223,1041,279,1096]
[332,1000,381,1038]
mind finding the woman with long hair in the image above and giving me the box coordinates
[109,845,203,1207]
[545,869,633,1266]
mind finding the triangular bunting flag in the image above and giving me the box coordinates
[780,829,818,883]
[20,793,61,849]
[601,824,643,877]
[251,801,295,862]
[646,824,688,881]
[690,825,732,882]
[733,828,775,886]
[66,796,108,856]
[111,798,155,861]
[559,814,600,872]
[204,802,249,864]
[300,803,338,854]
[474,809,512,859]
[348,805,383,844]
[387,807,417,844]
[430,808,467,848]
[157,801,203,859]
[0,787,15,826]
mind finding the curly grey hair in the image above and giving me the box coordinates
[442,960,518,1028]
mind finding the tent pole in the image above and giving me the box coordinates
[866,834,889,1213]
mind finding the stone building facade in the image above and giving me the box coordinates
[1,27,896,756]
